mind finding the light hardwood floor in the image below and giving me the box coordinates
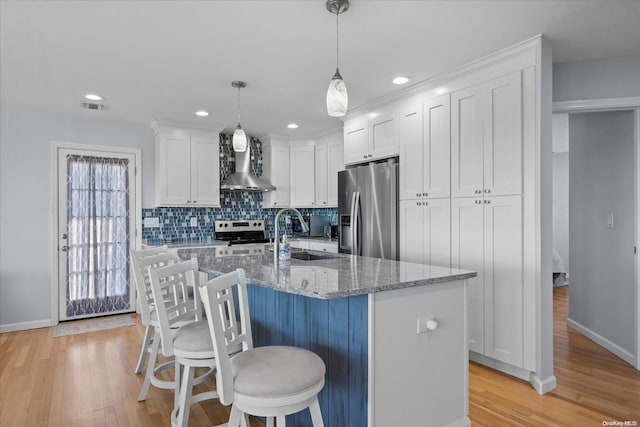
[1,286,639,426]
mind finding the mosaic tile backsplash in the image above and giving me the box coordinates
[142,134,338,245]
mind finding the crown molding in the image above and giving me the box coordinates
[552,97,640,113]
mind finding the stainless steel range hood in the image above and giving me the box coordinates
[220,144,276,192]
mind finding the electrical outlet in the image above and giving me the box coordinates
[190,217,198,227]
[144,217,160,228]
[285,216,291,225]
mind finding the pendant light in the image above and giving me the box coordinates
[326,0,349,117]
[232,81,248,152]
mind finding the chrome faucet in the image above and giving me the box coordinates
[273,207,309,265]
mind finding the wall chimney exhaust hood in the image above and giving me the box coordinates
[220,143,276,192]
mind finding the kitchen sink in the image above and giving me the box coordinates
[290,251,340,261]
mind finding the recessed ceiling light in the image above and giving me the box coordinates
[392,76,410,85]
[84,93,103,101]
[287,123,299,129]
[195,110,209,117]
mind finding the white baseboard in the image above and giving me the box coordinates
[0,319,53,333]
[529,372,557,395]
[446,416,471,427]
[567,318,637,367]
[469,351,531,381]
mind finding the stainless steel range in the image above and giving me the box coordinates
[213,220,270,258]
[215,220,269,245]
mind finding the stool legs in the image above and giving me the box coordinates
[134,324,154,374]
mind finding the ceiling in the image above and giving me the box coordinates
[2,0,640,138]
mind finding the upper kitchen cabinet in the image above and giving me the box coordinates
[290,142,316,207]
[151,121,221,207]
[262,137,290,208]
[344,111,399,165]
[399,95,451,201]
[315,133,344,207]
[451,71,522,198]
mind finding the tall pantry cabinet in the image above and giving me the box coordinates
[450,70,525,368]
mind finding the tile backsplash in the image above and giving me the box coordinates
[142,134,338,245]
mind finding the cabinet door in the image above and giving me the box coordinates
[483,195,523,367]
[451,197,484,353]
[263,143,290,208]
[190,135,220,206]
[344,119,369,164]
[399,200,425,264]
[424,94,451,199]
[315,142,328,206]
[157,134,191,205]
[424,198,451,268]
[290,145,315,207]
[370,111,398,160]
[399,104,423,201]
[483,72,522,196]
[451,86,483,198]
[326,138,344,207]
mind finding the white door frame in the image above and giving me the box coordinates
[553,96,640,370]
[50,141,142,324]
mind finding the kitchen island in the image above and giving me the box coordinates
[178,246,475,427]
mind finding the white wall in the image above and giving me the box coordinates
[553,55,640,102]
[552,114,569,276]
[0,106,154,330]
[568,111,635,356]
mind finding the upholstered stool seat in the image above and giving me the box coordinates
[231,346,325,399]
[172,321,215,358]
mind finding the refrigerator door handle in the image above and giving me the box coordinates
[353,191,361,256]
[349,192,357,254]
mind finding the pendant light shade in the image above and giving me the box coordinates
[327,68,348,117]
[231,81,248,152]
[326,0,349,117]
[232,124,247,152]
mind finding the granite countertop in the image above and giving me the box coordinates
[177,245,476,300]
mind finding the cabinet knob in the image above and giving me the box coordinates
[416,202,421,206]
[273,202,277,206]
[484,199,491,204]
[363,155,368,159]
[187,200,191,203]
[424,201,428,206]
[323,201,327,204]
[416,193,420,197]
[426,319,438,331]
[368,154,373,158]
[484,189,491,193]
[192,200,196,203]
[423,192,428,197]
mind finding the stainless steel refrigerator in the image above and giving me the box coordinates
[338,158,399,259]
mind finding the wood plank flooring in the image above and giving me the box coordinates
[1,286,639,426]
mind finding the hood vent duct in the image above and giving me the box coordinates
[220,137,276,192]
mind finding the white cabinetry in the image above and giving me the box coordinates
[290,143,316,207]
[399,95,450,201]
[152,122,220,207]
[399,198,451,268]
[451,72,522,198]
[344,111,398,165]
[315,135,344,207]
[262,137,290,208]
[451,195,523,367]
[290,239,338,254]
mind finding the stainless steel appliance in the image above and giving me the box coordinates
[291,215,331,237]
[215,220,269,245]
[338,158,399,259]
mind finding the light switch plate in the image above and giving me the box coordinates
[190,217,198,227]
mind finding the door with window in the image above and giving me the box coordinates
[57,147,137,321]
